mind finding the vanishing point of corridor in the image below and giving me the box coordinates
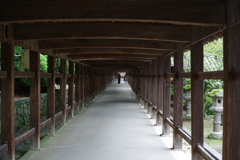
[27,81,188,160]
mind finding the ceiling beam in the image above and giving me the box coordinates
[54,48,164,56]
[75,58,152,62]
[81,60,149,66]
[12,22,191,42]
[38,39,176,50]
[0,0,225,26]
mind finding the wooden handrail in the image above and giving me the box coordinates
[15,128,35,145]
[179,72,191,79]
[55,111,63,119]
[196,143,216,160]
[197,71,223,80]
[166,117,174,128]
[40,118,51,129]
[0,71,7,78]
[14,71,35,78]
[55,73,63,78]
[0,143,8,156]
[40,72,52,78]
[177,127,192,145]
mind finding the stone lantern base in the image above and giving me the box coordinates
[207,132,223,140]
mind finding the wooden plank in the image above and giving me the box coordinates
[191,38,204,160]
[82,60,149,66]
[179,72,191,79]
[196,144,215,160]
[173,50,183,149]
[80,65,84,108]
[30,51,40,150]
[54,111,63,119]
[0,71,7,78]
[166,118,174,128]
[156,56,164,125]
[67,54,158,59]
[40,118,51,130]
[40,72,52,78]
[177,127,192,145]
[162,56,171,136]
[60,59,66,125]
[152,60,158,107]
[55,73,63,78]
[12,22,191,42]
[68,61,74,118]
[66,74,72,78]
[47,56,55,135]
[75,63,80,113]
[166,72,174,78]
[0,24,5,42]
[1,42,15,159]
[15,128,35,145]
[0,144,8,156]
[14,71,35,78]
[222,23,240,160]
[39,39,175,50]
[0,0,225,26]
[197,71,223,80]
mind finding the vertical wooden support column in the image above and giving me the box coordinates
[30,51,40,149]
[80,65,84,108]
[1,42,15,159]
[223,23,240,160]
[173,51,183,149]
[75,63,80,113]
[82,66,86,107]
[191,41,204,160]
[147,64,153,114]
[60,59,66,125]
[68,61,74,118]
[157,56,164,125]
[162,56,171,136]
[47,55,55,136]
[144,66,148,109]
[152,59,158,108]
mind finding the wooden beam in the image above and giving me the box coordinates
[1,42,15,160]
[191,38,204,160]
[82,60,149,66]
[0,0,224,26]
[75,63,81,113]
[55,48,164,55]
[173,50,183,149]
[222,23,240,160]
[30,51,40,150]
[39,39,175,50]
[76,58,152,62]
[12,22,191,42]
[0,24,5,42]
[47,56,55,136]
[60,59,67,125]
[68,61,75,118]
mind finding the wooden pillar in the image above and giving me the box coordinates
[30,51,40,149]
[68,61,74,118]
[152,60,158,107]
[222,23,240,160]
[60,59,66,125]
[173,51,183,149]
[47,55,55,135]
[157,56,164,125]
[80,65,84,108]
[1,42,15,159]
[162,56,171,136]
[191,40,204,160]
[75,63,80,113]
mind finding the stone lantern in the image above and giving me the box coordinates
[208,90,223,139]
[184,90,191,116]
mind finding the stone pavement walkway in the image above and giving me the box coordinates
[26,81,189,160]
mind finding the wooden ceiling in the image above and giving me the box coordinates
[0,0,225,71]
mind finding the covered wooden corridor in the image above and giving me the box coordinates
[23,82,189,160]
[1,0,240,160]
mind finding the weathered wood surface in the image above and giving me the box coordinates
[30,51,40,150]
[197,71,223,80]
[40,118,51,130]
[39,39,175,50]
[12,22,191,42]
[191,38,204,160]
[0,144,8,157]
[173,50,183,149]
[40,73,52,78]
[222,23,240,160]
[75,64,81,113]
[0,0,225,26]
[47,56,55,136]
[15,128,35,145]
[68,61,75,118]
[60,59,66,125]
[1,43,15,160]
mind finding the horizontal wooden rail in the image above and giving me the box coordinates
[204,143,222,160]
[66,106,71,111]
[179,72,191,79]
[55,111,63,119]
[158,110,163,117]
[0,143,8,156]
[14,71,35,78]
[197,143,215,160]
[166,73,174,78]
[66,74,72,78]
[15,128,35,145]
[40,118,51,129]
[197,71,223,80]
[40,73,52,78]
[234,69,240,80]
[55,73,63,78]
[74,74,77,77]
[166,117,174,128]
[0,71,7,78]
[177,127,192,145]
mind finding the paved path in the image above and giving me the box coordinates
[27,81,188,160]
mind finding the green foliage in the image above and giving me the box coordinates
[183,116,191,121]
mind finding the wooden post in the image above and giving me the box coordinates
[68,61,74,118]
[162,56,171,136]
[47,55,55,135]
[75,63,80,113]
[223,23,240,160]
[1,42,15,159]
[30,51,40,149]
[191,40,204,160]
[80,65,84,108]
[157,56,164,125]
[152,59,158,118]
[60,59,66,125]
[173,51,183,149]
